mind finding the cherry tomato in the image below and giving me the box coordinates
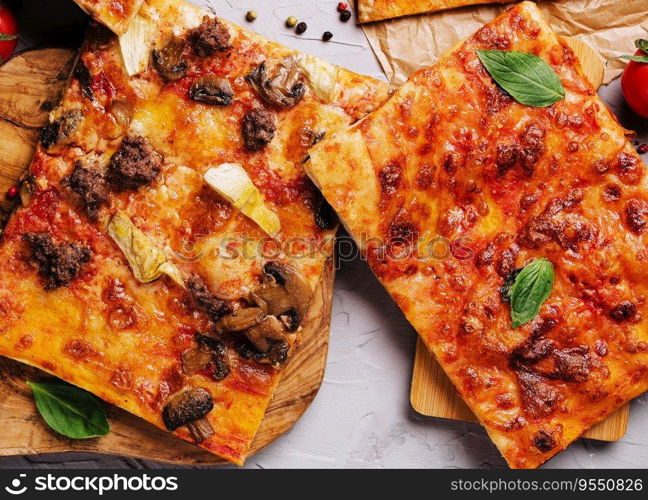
[621,50,648,119]
[0,3,17,64]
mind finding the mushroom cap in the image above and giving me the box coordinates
[162,387,214,431]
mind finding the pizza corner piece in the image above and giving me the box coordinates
[0,0,389,465]
[306,0,648,468]
[73,0,146,35]
[357,0,512,23]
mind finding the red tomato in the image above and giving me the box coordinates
[621,50,648,119]
[0,3,17,64]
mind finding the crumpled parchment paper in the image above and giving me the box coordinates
[362,0,648,85]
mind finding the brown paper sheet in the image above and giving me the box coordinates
[362,0,648,85]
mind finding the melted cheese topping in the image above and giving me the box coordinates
[0,0,390,464]
[307,1,648,468]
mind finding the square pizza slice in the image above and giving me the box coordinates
[73,0,145,34]
[357,0,511,23]
[0,0,389,464]
[306,1,648,468]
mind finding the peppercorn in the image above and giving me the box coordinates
[5,185,18,200]
[340,9,352,22]
[639,143,648,155]
[295,22,307,34]
[286,16,298,28]
[337,2,348,11]
[322,31,333,42]
[245,10,257,22]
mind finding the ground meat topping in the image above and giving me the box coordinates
[609,300,636,322]
[242,108,276,152]
[186,275,232,321]
[518,122,546,175]
[188,16,231,57]
[515,368,559,418]
[107,136,162,191]
[532,429,556,452]
[552,345,591,382]
[615,152,643,185]
[518,189,593,251]
[23,233,91,290]
[61,162,109,220]
[625,198,648,234]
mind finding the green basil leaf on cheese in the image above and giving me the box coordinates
[28,381,109,439]
[508,258,554,328]
[476,49,565,107]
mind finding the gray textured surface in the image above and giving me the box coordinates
[1,0,647,469]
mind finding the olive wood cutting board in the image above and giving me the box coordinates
[0,48,334,465]
[410,37,629,442]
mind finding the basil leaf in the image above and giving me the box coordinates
[636,39,648,55]
[508,258,554,328]
[476,49,565,107]
[28,381,109,439]
[620,55,648,64]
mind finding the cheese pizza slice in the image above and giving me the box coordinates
[306,1,648,468]
[357,0,511,23]
[0,0,389,464]
[73,0,145,34]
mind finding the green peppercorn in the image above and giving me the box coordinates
[246,10,257,22]
[340,10,352,22]
[286,16,298,28]
[322,31,333,42]
[295,21,307,34]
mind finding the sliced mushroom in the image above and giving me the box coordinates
[215,307,265,332]
[189,76,234,106]
[268,339,290,366]
[181,343,213,374]
[109,99,134,127]
[182,335,231,381]
[152,35,188,82]
[198,335,231,381]
[263,261,311,319]
[244,315,285,353]
[162,387,214,442]
[250,286,292,317]
[39,110,83,149]
[246,58,306,108]
[188,417,215,443]
[238,316,290,368]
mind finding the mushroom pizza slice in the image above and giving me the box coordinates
[0,0,390,464]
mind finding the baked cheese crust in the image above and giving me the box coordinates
[306,1,648,468]
[0,0,389,464]
[358,0,511,23]
[73,0,145,34]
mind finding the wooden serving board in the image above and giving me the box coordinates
[0,48,334,465]
[410,37,630,443]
